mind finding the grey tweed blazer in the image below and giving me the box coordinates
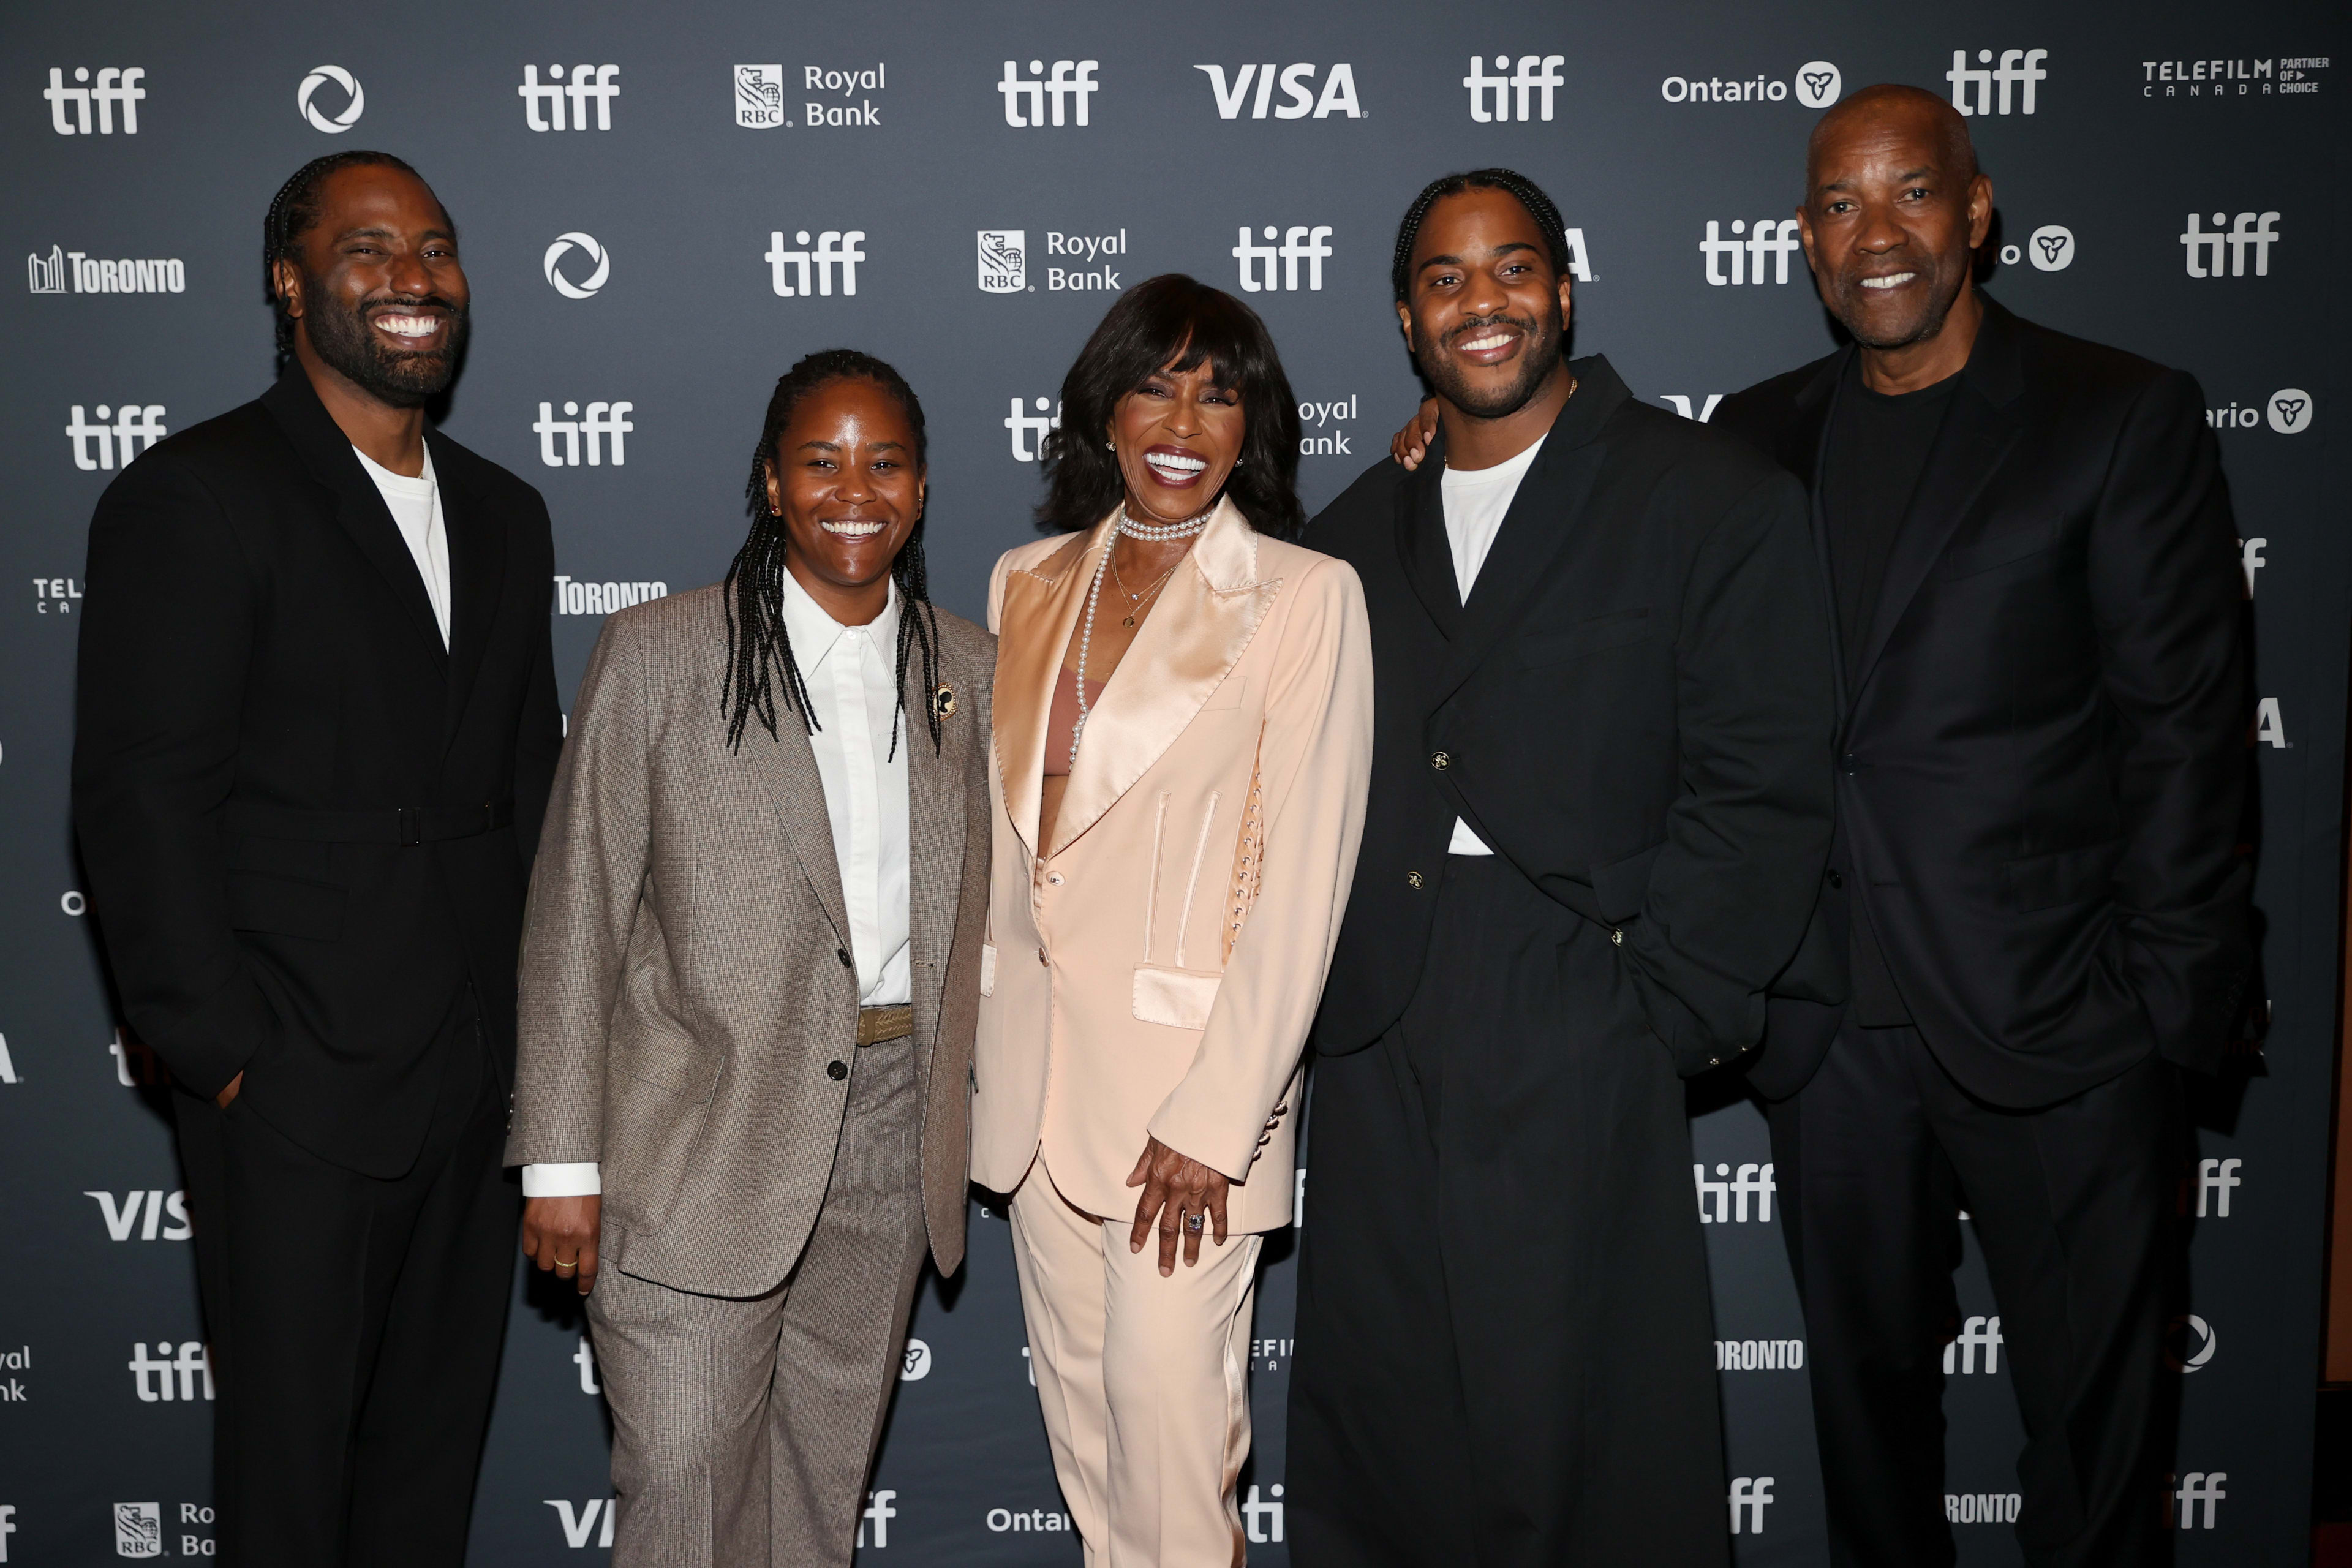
[505,584,993,1294]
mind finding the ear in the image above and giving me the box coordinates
[1395,298,1415,354]
[762,458,783,517]
[1556,273,1573,328]
[1966,174,1995,250]
[273,257,306,321]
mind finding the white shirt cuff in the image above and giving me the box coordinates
[522,1161,602,1197]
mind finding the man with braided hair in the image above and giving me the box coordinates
[73,153,561,1564]
[507,353,995,1567]
[1287,168,1835,1564]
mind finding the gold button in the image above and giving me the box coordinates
[1407,871,1425,890]
[1430,751,1451,771]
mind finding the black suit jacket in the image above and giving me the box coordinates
[1716,298,2252,1106]
[74,368,563,1175]
[1306,356,1838,1076]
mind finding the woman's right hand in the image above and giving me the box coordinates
[1391,399,1441,470]
[523,1195,601,1296]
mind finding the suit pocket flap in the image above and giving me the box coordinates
[224,870,345,941]
[1591,840,1665,924]
[1936,524,2062,581]
[611,1020,720,1102]
[2000,841,2122,913]
[979,943,997,998]
[1133,965,1222,1030]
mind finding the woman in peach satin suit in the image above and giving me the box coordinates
[974,275,1373,1566]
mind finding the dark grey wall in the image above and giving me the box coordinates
[1,2,2343,1562]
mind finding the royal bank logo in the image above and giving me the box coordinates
[1298,395,1357,456]
[735,64,785,127]
[766,230,865,296]
[2180,211,2280,277]
[86,1189,191,1242]
[2166,1313,2217,1373]
[1728,1477,1776,1535]
[296,65,365,134]
[998,59,1099,127]
[28,247,186,295]
[533,402,633,467]
[1194,63,1363,119]
[803,63,887,127]
[113,1502,163,1559]
[45,67,145,134]
[1947,49,2048,116]
[543,233,610,299]
[1695,1161,1775,1221]
[1661,60,1841,107]
[518,64,620,132]
[978,230,1025,292]
[1700,219,1803,286]
[66,404,167,471]
[546,1499,616,1550]
[1464,54,1564,121]
[2141,56,2328,99]
[1943,1314,2003,1374]
[1006,397,1061,462]
[1043,230,1125,292]
[1232,225,1333,292]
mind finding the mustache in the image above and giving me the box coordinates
[360,292,466,322]
[1442,311,1543,349]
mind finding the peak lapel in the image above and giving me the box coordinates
[992,526,1101,859]
[1050,499,1277,857]
[432,435,505,755]
[1394,447,1464,640]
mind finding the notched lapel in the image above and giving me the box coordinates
[741,715,851,948]
[993,529,1096,859]
[905,639,968,1076]
[434,437,505,753]
[1428,437,1607,711]
[1394,448,1463,640]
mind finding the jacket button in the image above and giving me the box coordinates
[1047,872,1065,886]
[837,948,853,968]
[1708,1057,1721,1068]
[1406,870,1425,890]
[1610,928,1624,945]
[826,1060,848,1080]
[1839,752,1858,775]
[1038,947,1050,967]
[1430,751,1451,771]
[1826,869,1844,890]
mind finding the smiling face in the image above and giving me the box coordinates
[763,377,925,609]
[276,163,469,408]
[1108,356,1244,525]
[1396,187,1571,421]
[1798,92,1992,352]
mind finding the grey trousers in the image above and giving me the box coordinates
[587,1036,929,1568]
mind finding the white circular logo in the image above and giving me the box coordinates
[2028,225,2075,271]
[543,233,611,300]
[1793,62,1843,109]
[2165,1314,2216,1373]
[297,65,366,134]
[2267,388,2313,434]
[899,1338,932,1381]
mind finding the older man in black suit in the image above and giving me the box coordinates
[73,152,562,1566]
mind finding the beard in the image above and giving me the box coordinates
[1415,295,1567,421]
[300,279,467,407]
[1831,261,1966,352]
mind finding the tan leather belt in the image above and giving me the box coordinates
[857,1005,914,1046]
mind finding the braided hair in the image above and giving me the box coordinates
[261,151,431,372]
[1390,167,1572,301]
[723,350,944,760]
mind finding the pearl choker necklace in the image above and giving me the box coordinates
[1114,503,1213,542]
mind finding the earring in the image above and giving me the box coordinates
[1105,440,1116,451]
[1235,458,1246,467]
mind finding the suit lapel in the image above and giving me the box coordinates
[1786,351,1851,715]
[905,633,967,1080]
[1848,301,2027,700]
[1050,498,1278,856]
[1394,447,1464,641]
[992,525,1099,859]
[432,433,504,754]
[742,710,851,949]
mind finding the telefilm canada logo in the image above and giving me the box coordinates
[2141,55,2329,99]
[998,59,1099,126]
[297,65,364,133]
[1660,59,1842,107]
[543,233,610,299]
[45,67,145,134]
[28,247,186,295]
[518,64,620,131]
[1194,63,1363,119]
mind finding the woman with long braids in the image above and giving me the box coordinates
[507,351,995,1568]
[972,275,1374,1562]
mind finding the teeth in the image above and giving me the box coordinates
[375,314,441,337]
[1460,333,1513,352]
[1859,273,1916,290]
[822,520,886,537]
[1146,452,1207,475]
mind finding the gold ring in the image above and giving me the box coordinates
[553,1255,577,1269]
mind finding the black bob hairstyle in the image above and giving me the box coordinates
[1035,274,1305,539]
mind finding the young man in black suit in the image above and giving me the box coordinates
[1286,170,1835,1567]
[73,153,562,1566]
[1708,88,2251,1567]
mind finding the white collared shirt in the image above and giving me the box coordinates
[352,444,450,647]
[522,571,913,1199]
[1439,435,1545,856]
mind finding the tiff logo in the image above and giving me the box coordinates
[1233,225,1333,292]
[66,404,167,470]
[2180,212,2280,277]
[127,1341,212,1401]
[1943,1314,2003,1374]
[2193,1156,2242,1216]
[1006,397,1062,462]
[999,59,1099,127]
[1194,64,1363,119]
[1694,1161,1774,1222]
[110,1026,167,1086]
[1464,54,1565,121]
[858,1490,898,1548]
[546,1498,616,1549]
[86,1189,191,1242]
[1728,1477,1775,1534]
[46,67,145,134]
[518,65,620,132]
[1701,219,1803,285]
[575,1335,600,1393]
[2166,1472,2226,1530]
[534,402,633,467]
[766,230,865,296]
[1947,49,2048,116]
[1243,1483,1286,1543]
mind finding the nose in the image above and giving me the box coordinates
[1852,203,1907,255]
[1460,265,1510,320]
[385,246,437,299]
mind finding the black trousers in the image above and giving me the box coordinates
[1768,1017,2178,1568]
[174,991,518,1567]
[1289,856,1726,1568]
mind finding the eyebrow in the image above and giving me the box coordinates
[795,439,908,453]
[1419,240,1538,271]
[1819,165,1937,194]
[335,224,456,243]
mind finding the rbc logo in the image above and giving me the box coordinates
[517,64,620,132]
[1947,49,2048,116]
[1464,55,1565,122]
[115,1502,164,1559]
[296,65,364,134]
[543,233,610,300]
[45,67,145,135]
[1232,226,1333,293]
[998,59,1099,127]
[1194,64,1362,119]
[978,231,1026,292]
[736,64,785,128]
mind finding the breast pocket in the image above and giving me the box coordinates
[1517,606,1660,669]
[1935,524,2064,582]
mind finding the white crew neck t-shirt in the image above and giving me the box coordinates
[1438,434,1546,855]
[353,444,451,648]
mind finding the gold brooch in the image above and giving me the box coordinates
[933,685,957,720]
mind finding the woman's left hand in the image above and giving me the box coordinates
[1125,1136,1230,1275]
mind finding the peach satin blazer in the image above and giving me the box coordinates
[971,499,1373,1233]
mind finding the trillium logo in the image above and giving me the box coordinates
[2027,224,2075,270]
[543,233,610,299]
[2268,388,2312,434]
[900,1338,932,1379]
[1794,61,1842,107]
[297,65,364,134]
